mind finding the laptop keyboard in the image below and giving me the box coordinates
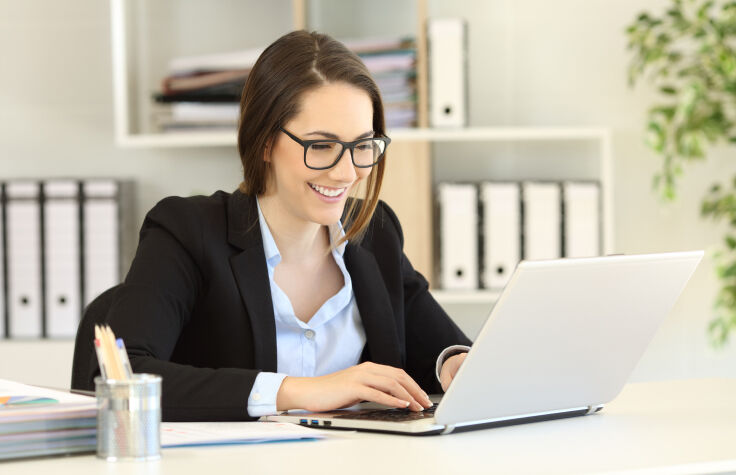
[333,403,438,422]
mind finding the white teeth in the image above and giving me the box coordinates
[310,183,344,197]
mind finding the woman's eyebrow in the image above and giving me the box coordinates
[305,130,374,140]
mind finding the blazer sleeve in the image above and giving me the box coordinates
[378,202,473,394]
[105,197,261,422]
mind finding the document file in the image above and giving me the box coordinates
[428,18,467,127]
[44,181,81,338]
[438,183,478,290]
[0,186,5,337]
[522,182,562,261]
[563,182,601,258]
[6,182,42,338]
[481,183,521,289]
[83,180,120,308]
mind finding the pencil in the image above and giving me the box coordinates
[116,338,134,379]
[105,325,125,380]
[94,338,108,380]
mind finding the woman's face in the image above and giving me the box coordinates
[264,81,374,227]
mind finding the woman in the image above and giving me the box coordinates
[106,30,471,422]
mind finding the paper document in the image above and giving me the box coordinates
[161,422,325,447]
[0,379,94,406]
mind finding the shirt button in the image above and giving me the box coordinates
[252,393,261,401]
[304,329,315,340]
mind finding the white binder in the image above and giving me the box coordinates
[83,180,120,307]
[0,186,5,337]
[522,182,561,261]
[481,183,521,289]
[6,182,42,338]
[563,182,601,258]
[428,18,467,127]
[44,180,81,338]
[438,183,478,290]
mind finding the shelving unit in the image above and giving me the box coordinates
[108,0,614,308]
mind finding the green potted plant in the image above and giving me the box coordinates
[626,0,736,346]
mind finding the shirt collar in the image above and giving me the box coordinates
[255,196,347,265]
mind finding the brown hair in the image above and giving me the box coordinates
[237,30,386,246]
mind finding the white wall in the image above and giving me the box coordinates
[430,0,736,381]
[1,0,735,388]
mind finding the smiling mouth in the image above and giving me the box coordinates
[309,183,347,197]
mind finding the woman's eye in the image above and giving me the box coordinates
[312,143,334,150]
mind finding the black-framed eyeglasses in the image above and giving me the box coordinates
[279,127,391,170]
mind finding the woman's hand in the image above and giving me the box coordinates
[439,353,467,392]
[275,362,433,413]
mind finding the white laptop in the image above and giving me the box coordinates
[263,251,704,435]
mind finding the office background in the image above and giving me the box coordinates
[1,0,735,388]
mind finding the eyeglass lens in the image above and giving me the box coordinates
[306,139,387,169]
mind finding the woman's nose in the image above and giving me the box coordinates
[328,147,358,183]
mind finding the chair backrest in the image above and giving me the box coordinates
[71,285,121,391]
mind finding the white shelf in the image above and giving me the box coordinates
[113,127,611,148]
[389,126,610,142]
[430,289,502,305]
[116,131,237,148]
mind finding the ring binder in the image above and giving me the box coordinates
[438,183,478,290]
[44,180,82,338]
[428,18,468,128]
[5,181,43,338]
[481,182,521,289]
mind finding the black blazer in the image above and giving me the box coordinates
[106,190,471,421]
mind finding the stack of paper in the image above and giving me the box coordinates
[0,379,97,460]
[346,36,417,129]
[152,47,261,132]
[161,422,325,448]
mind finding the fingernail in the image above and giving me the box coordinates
[403,400,410,407]
[423,392,431,404]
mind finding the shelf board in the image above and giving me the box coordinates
[115,126,610,148]
[117,131,237,148]
[389,126,610,142]
[430,289,501,305]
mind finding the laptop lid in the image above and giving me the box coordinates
[435,251,703,426]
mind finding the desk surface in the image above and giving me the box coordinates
[3,379,735,475]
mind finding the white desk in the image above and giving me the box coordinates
[3,379,736,474]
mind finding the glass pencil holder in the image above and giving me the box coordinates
[95,374,162,461]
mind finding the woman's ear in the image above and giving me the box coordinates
[262,138,274,163]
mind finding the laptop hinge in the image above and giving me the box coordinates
[441,424,455,435]
[586,404,604,415]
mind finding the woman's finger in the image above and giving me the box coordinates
[440,353,467,391]
[357,385,411,409]
[391,368,432,408]
[362,374,423,411]
[361,363,431,408]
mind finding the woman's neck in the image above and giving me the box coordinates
[257,193,330,264]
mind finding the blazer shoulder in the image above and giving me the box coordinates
[147,191,229,224]
[143,191,230,247]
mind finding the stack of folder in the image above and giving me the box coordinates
[0,379,97,460]
[152,36,418,132]
[343,37,418,129]
[438,181,602,291]
[0,179,134,339]
[152,48,259,132]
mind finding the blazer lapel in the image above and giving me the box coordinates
[345,244,403,368]
[226,191,278,372]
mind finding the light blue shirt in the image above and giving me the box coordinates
[246,199,471,417]
[247,199,366,417]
